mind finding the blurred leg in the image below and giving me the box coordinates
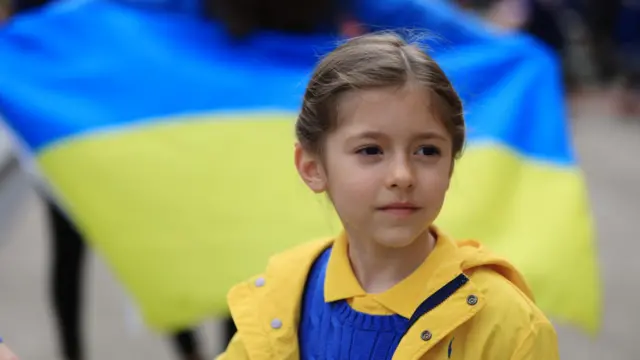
[170,318,237,359]
[171,329,204,360]
[223,316,237,346]
[585,0,621,84]
[48,201,86,360]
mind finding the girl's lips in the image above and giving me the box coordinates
[377,203,422,217]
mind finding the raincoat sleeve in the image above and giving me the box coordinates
[214,334,250,360]
[511,320,560,360]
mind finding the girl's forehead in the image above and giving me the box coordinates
[338,85,439,116]
[335,86,449,134]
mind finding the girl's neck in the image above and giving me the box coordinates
[347,229,435,294]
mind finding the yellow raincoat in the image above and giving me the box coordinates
[217,230,559,360]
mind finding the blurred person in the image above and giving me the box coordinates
[458,0,565,49]
[485,0,577,90]
[4,2,216,360]
[524,0,582,90]
[458,0,578,90]
[46,202,87,360]
[1,9,94,360]
[584,0,622,85]
[522,0,566,53]
[613,1,640,116]
[584,0,640,116]
[3,3,214,358]
[2,0,344,359]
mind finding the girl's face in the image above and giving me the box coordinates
[296,85,454,248]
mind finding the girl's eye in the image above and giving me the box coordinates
[416,145,441,156]
[356,146,383,156]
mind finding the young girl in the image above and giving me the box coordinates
[216,32,559,360]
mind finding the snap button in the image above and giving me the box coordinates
[420,330,432,341]
[467,294,478,306]
[270,318,282,329]
[254,277,265,287]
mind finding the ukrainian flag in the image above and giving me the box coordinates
[0,0,600,333]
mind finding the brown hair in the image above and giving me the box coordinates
[296,32,465,160]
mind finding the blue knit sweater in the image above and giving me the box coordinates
[298,248,409,360]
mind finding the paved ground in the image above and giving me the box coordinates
[0,92,639,359]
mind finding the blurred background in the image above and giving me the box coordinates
[0,0,639,359]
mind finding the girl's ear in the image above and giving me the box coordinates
[294,143,327,193]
